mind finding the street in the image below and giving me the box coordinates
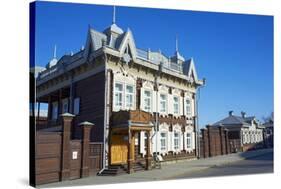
[170,151,273,179]
[40,149,273,188]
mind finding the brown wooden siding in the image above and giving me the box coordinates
[74,71,105,142]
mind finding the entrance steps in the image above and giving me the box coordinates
[98,162,146,176]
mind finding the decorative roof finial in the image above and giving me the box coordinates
[112,6,116,24]
[53,45,57,59]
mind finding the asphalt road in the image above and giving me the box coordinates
[170,151,273,179]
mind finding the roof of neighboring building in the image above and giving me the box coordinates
[212,112,258,127]
[263,120,274,128]
[212,115,250,126]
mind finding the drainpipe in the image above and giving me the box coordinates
[195,78,205,159]
[103,53,109,171]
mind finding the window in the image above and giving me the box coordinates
[125,85,134,108]
[160,94,167,113]
[160,132,167,151]
[173,96,179,114]
[52,102,58,120]
[114,82,135,110]
[144,90,152,112]
[186,133,191,148]
[185,98,191,115]
[114,83,123,107]
[62,98,69,113]
[174,132,180,150]
[74,97,80,115]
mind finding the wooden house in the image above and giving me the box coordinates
[211,111,265,152]
[36,16,205,174]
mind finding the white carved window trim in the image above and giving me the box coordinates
[113,81,136,111]
[174,131,180,150]
[143,90,152,112]
[125,84,134,109]
[173,96,180,115]
[159,93,167,114]
[160,132,168,152]
[185,97,191,116]
[186,132,192,149]
[114,82,123,109]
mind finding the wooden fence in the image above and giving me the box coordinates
[35,114,103,185]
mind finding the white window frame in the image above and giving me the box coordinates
[73,97,80,115]
[174,131,180,150]
[186,132,192,148]
[125,84,134,109]
[114,82,135,111]
[114,82,123,109]
[173,96,180,115]
[143,90,152,112]
[160,132,167,151]
[51,101,58,120]
[160,94,167,114]
[185,98,191,116]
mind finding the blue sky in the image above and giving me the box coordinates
[34,1,273,127]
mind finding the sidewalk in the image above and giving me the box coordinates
[40,148,273,188]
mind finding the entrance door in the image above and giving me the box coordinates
[111,135,128,164]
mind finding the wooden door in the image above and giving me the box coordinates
[111,135,128,164]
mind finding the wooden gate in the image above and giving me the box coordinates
[35,131,62,185]
[89,142,103,175]
[111,135,128,164]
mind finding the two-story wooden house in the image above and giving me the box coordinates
[36,16,204,173]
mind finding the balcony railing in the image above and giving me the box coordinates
[136,48,183,74]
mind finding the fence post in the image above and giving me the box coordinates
[200,128,205,158]
[206,125,212,157]
[79,121,94,178]
[219,126,224,155]
[60,113,75,181]
[225,129,230,154]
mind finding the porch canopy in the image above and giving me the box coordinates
[110,110,154,173]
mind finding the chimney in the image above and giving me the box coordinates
[229,111,233,116]
[241,111,246,118]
